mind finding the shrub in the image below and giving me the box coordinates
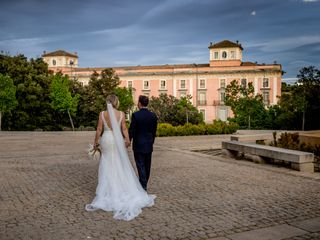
[156,121,238,137]
[272,132,320,158]
[156,123,176,137]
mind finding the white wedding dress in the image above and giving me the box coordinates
[85,104,156,221]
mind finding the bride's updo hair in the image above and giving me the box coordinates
[106,94,119,109]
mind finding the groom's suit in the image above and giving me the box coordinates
[129,108,157,191]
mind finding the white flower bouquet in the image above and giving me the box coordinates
[88,143,101,160]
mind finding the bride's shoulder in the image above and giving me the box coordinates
[100,111,108,118]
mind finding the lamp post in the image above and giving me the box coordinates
[186,109,189,124]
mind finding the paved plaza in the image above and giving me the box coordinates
[0,132,320,240]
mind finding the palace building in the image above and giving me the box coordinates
[42,40,282,122]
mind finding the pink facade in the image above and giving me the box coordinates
[43,40,282,122]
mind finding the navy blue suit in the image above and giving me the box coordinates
[129,108,157,190]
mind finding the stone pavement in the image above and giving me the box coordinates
[0,132,319,240]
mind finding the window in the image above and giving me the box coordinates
[241,79,247,89]
[160,80,166,90]
[263,78,269,88]
[222,51,227,59]
[127,81,133,88]
[218,109,227,121]
[143,80,149,90]
[214,52,219,59]
[199,109,206,120]
[220,79,226,88]
[220,92,226,102]
[263,91,270,105]
[198,92,206,105]
[199,79,206,89]
[69,60,74,66]
[180,80,186,89]
[231,51,235,59]
[52,59,56,66]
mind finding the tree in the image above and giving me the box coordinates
[274,66,320,130]
[77,68,122,127]
[225,80,267,129]
[297,66,320,130]
[0,54,55,130]
[174,95,203,125]
[149,94,203,126]
[113,87,134,113]
[149,94,178,124]
[50,74,79,131]
[0,74,18,130]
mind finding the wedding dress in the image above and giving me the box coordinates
[85,103,156,221]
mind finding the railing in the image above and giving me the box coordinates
[213,100,225,106]
[197,100,207,106]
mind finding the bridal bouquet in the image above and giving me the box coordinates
[87,144,101,160]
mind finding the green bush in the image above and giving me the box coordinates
[272,132,320,158]
[156,123,177,137]
[156,121,238,137]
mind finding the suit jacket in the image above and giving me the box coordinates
[129,108,158,153]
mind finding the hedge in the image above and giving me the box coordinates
[156,120,238,137]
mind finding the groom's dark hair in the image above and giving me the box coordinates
[139,95,149,107]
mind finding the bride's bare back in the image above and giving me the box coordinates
[103,110,122,130]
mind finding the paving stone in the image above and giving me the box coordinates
[289,217,320,233]
[0,132,319,240]
[228,224,307,240]
[208,237,230,240]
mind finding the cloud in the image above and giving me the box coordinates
[302,0,318,2]
[282,78,298,84]
[251,10,256,16]
[0,36,58,55]
[246,35,320,53]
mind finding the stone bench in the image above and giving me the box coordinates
[221,141,314,172]
[230,133,275,144]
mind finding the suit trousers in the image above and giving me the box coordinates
[134,152,152,191]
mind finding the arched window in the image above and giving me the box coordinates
[222,51,227,59]
[52,59,56,65]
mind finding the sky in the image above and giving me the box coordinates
[0,0,319,83]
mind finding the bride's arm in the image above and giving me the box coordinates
[93,112,103,149]
[121,112,130,148]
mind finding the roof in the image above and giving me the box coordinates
[42,50,78,58]
[241,61,257,66]
[208,40,243,50]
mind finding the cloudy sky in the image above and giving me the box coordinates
[0,0,319,82]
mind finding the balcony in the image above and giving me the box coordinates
[197,100,207,106]
[213,100,225,106]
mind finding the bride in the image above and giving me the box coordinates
[85,94,156,221]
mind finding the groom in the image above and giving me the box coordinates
[129,95,158,191]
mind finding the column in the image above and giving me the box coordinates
[273,77,277,104]
[254,77,258,95]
